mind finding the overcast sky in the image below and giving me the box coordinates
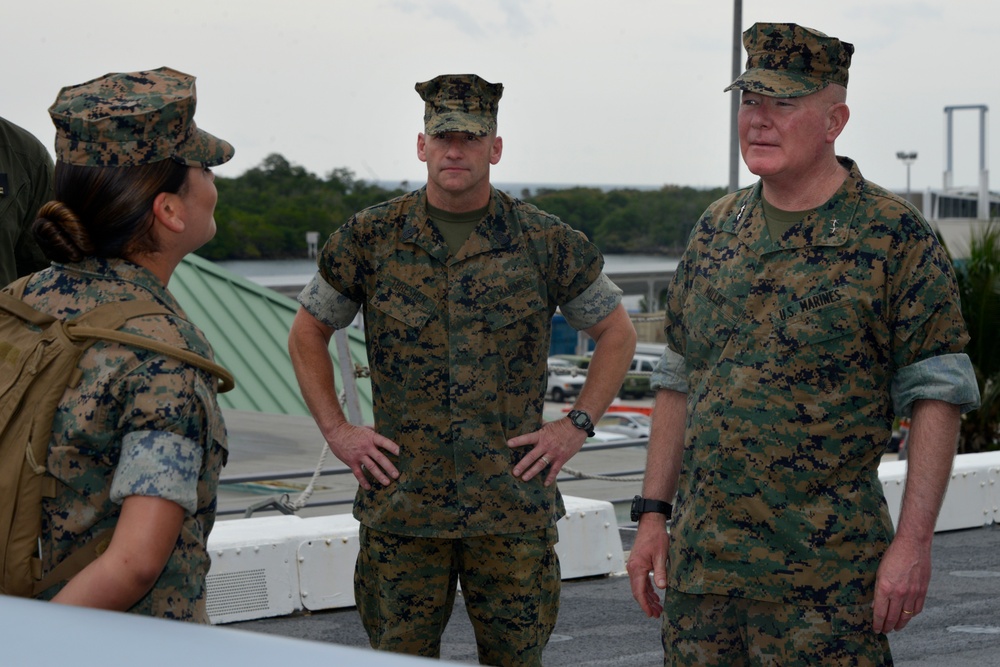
[4,1,998,195]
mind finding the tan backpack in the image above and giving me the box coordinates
[0,276,234,597]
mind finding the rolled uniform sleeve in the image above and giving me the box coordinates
[559,273,622,330]
[297,273,362,329]
[650,346,689,394]
[105,351,223,517]
[111,431,203,515]
[891,352,981,416]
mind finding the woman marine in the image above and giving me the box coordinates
[13,67,233,621]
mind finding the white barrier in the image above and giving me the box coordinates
[207,452,1000,625]
[206,496,624,624]
[879,451,1000,531]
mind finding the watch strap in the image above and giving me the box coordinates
[631,495,672,521]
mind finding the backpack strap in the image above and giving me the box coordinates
[66,300,235,393]
[2,278,234,394]
[0,276,52,326]
[31,527,114,597]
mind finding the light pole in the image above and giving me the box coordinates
[896,151,918,201]
[728,0,742,193]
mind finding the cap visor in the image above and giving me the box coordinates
[724,70,825,98]
[425,112,492,136]
[173,127,235,168]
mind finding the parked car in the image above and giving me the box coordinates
[548,354,591,370]
[546,357,587,402]
[618,354,659,399]
[585,430,629,445]
[596,412,651,438]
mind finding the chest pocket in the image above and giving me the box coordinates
[482,285,548,381]
[483,286,546,332]
[366,275,438,388]
[370,275,436,331]
[773,300,865,395]
[777,300,860,346]
[684,276,739,369]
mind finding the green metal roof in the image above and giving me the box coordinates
[170,254,373,421]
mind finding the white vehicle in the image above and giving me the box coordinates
[585,429,629,444]
[545,357,587,402]
[596,411,651,438]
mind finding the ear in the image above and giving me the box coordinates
[490,135,503,165]
[152,191,186,235]
[417,132,428,163]
[826,103,850,143]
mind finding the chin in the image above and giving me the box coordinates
[742,159,778,178]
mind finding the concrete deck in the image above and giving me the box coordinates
[230,524,1000,666]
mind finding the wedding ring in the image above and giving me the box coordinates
[540,456,551,466]
[902,610,914,615]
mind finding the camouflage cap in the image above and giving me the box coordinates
[415,74,503,136]
[48,66,234,168]
[724,23,854,98]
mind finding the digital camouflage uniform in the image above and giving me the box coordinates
[299,183,620,664]
[10,66,233,622]
[300,186,618,536]
[0,116,53,287]
[642,24,979,664]
[14,258,228,622]
[651,158,979,660]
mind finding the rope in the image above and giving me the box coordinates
[287,364,373,511]
[286,439,330,511]
[246,366,372,517]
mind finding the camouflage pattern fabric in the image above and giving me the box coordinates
[415,74,503,137]
[661,588,892,666]
[11,257,227,622]
[48,67,234,168]
[300,186,616,538]
[355,524,559,666]
[659,158,973,608]
[725,22,854,98]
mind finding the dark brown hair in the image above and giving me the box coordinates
[32,160,189,263]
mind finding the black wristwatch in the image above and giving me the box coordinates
[567,409,595,437]
[630,495,673,522]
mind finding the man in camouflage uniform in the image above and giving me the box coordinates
[289,74,636,666]
[626,24,980,665]
[0,115,53,286]
[14,67,233,621]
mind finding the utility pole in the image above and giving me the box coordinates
[728,0,742,193]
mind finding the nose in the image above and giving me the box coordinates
[443,138,464,157]
[749,103,772,129]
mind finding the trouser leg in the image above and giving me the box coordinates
[354,525,458,657]
[458,527,560,667]
[661,588,893,666]
[661,588,747,667]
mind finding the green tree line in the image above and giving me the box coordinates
[201,153,726,260]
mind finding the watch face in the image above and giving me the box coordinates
[570,410,591,427]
